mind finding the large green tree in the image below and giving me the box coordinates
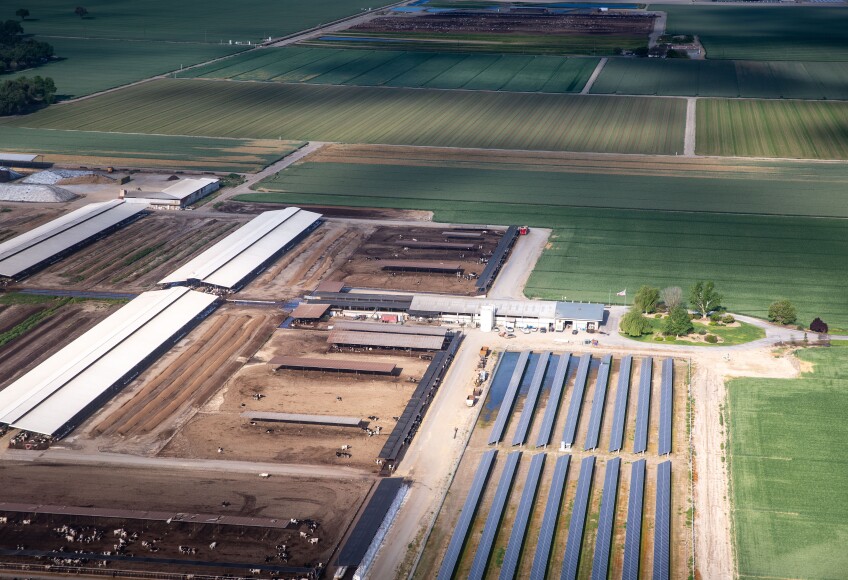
[0,75,56,116]
[768,300,797,325]
[0,19,53,73]
[663,306,694,336]
[620,307,652,337]
[634,285,660,314]
[690,280,722,318]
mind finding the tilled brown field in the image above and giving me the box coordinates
[26,213,244,292]
[216,200,431,221]
[160,328,432,471]
[0,204,67,244]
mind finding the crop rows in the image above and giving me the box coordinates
[242,158,848,329]
[184,46,598,93]
[697,98,848,159]
[591,58,848,100]
[12,79,685,155]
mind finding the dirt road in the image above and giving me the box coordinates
[487,227,550,299]
[684,97,697,157]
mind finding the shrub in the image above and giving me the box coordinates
[705,334,718,343]
[665,335,675,341]
[768,300,797,325]
[655,336,664,342]
[722,314,735,324]
[810,317,829,334]
[655,313,663,319]
[698,329,707,335]
[710,312,723,323]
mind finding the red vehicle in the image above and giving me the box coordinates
[518,226,530,235]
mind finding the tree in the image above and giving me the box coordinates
[0,75,55,116]
[768,300,797,325]
[633,285,660,314]
[660,286,683,311]
[0,19,53,73]
[15,9,29,21]
[810,317,828,334]
[74,6,88,18]
[689,280,722,319]
[662,306,694,337]
[620,307,652,337]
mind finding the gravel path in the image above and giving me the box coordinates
[684,97,697,156]
[581,58,607,95]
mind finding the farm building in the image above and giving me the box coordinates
[304,290,414,317]
[121,177,220,209]
[270,356,398,375]
[0,287,219,438]
[408,295,605,331]
[159,207,322,291]
[0,152,43,167]
[0,200,148,280]
[328,330,446,351]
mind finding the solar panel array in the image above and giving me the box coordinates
[653,461,672,580]
[609,355,633,452]
[437,449,497,580]
[584,355,612,450]
[659,358,674,455]
[469,451,522,580]
[512,352,551,446]
[633,357,653,453]
[562,354,592,448]
[561,455,596,580]
[535,354,571,447]
[591,457,621,580]
[499,453,546,580]
[488,351,531,445]
[530,454,570,580]
[622,459,646,580]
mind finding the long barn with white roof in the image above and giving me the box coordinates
[0,287,219,438]
[0,200,148,280]
[159,207,321,291]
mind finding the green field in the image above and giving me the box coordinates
[8,0,397,43]
[660,6,848,61]
[591,58,848,100]
[236,154,848,328]
[697,99,848,160]
[184,46,599,93]
[728,345,848,579]
[0,125,303,172]
[9,79,686,155]
[9,38,244,99]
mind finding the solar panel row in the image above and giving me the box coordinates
[562,353,592,448]
[469,451,522,580]
[653,461,672,580]
[622,459,647,580]
[488,351,531,445]
[659,358,674,456]
[633,357,653,453]
[535,353,571,447]
[584,355,612,450]
[437,449,498,580]
[530,454,571,580]
[512,352,551,446]
[561,455,596,580]
[499,453,546,580]
[591,457,621,580]
[609,355,633,452]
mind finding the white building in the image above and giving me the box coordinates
[121,177,220,209]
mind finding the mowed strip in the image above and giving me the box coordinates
[11,79,686,155]
[697,98,848,160]
[183,46,599,94]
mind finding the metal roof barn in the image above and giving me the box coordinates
[289,303,331,319]
[313,280,346,293]
[269,356,396,374]
[240,411,364,427]
[0,287,218,437]
[0,200,147,279]
[333,320,448,336]
[159,207,321,290]
[328,330,444,350]
[381,260,464,273]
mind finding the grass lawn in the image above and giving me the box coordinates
[0,125,303,172]
[622,317,765,346]
[183,46,599,93]
[697,99,848,160]
[234,151,848,329]
[659,5,848,61]
[727,344,848,579]
[9,79,686,155]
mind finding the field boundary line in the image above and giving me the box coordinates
[581,57,607,94]
[684,97,697,156]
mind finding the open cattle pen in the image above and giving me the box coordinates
[420,350,690,580]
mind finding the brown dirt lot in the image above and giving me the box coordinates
[216,199,431,221]
[24,213,244,292]
[0,298,122,388]
[160,328,432,472]
[0,461,371,570]
[0,204,67,244]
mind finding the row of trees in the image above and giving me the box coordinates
[0,19,54,73]
[0,75,56,115]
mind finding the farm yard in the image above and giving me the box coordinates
[0,125,303,172]
[660,5,848,61]
[697,98,848,160]
[239,145,848,330]
[418,351,690,579]
[23,214,242,292]
[727,344,848,579]
[183,47,599,93]
[590,58,848,100]
[10,79,686,155]
[0,204,67,243]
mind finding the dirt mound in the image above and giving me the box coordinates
[0,183,78,203]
